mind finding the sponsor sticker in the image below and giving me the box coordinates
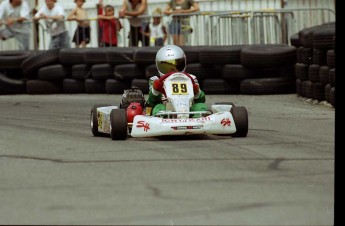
[162,117,211,123]
[136,120,150,132]
[221,118,231,127]
[171,125,203,130]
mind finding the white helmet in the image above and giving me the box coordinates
[156,45,186,76]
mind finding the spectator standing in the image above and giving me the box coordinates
[0,0,31,50]
[97,0,122,47]
[119,0,149,47]
[34,0,70,49]
[144,8,167,46]
[164,0,199,45]
[67,0,90,48]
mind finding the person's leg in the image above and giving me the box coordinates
[177,34,184,45]
[61,31,70,48]
[0,28,14,41]
[152,104,166,116]
[141,23,150,47]
[190,103,208,118]
[15,33,30,50]
[72,27,79,47]
[129,25,139,47]
[49,35,59,49]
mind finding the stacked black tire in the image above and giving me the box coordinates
[291,22,335,107]
[1,45,297,95]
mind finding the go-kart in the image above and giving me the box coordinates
[90,72,248,140]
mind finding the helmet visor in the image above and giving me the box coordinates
[156,58,186,75]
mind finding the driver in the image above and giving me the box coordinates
[147,45,207,116]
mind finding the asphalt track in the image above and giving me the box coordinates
[0,94,334,225]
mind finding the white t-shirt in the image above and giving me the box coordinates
[35,3,66,36]
[0,0,31,34]
[150,23,164,39]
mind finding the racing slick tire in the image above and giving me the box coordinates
[240,77,295,95]
[131,79,149,94]
[240,45,296,69]
[0,73,26,94]
[85,79,106,94]
[231,106,248,137]
[329,69,335,87]
[327,50,335,68]
[199,45,243,65]
[26,80,62,94]
[114,64,144,82]
[106,47,137,65]
[0,51,32,70]
[91,64,114,80]
[38,64,69,80]
[308,64,320,83]
[90,106,102,137]
[325,84,332,103]
[290,33,301,47]
[106,79,130,94]
[329,87,335,107]
[84,48,108,65]
[110,109,128,140]
[319,66,329,85]
[63,78,85,94]
[312,49,327,66]
[59,48,86,65]
[21,49,60,78]
[72,64,91,79]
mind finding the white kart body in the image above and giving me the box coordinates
[130,73,237,137]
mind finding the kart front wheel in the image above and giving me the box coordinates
[231,106,248,137]
[110,109,128,140]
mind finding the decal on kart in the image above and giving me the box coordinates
[161,116,211,123]
[136,121,150,132]
[171,125,203,130]
[97,111,103,129]
[171,82,188,95]
[221,118,231,127]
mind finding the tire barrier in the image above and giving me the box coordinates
[290,22,335,107]
[1,44,300,96]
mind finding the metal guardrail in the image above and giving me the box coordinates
[0,8,335,51]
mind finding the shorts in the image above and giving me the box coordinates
[154,37,164,46]
[72,26,90,45]
[169,19,182,35]
[169,18,192,35]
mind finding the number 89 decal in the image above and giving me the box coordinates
[171,82,188,95]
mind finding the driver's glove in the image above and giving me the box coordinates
[153,79,165,95]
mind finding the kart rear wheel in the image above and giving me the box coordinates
[110,109,128,140]
[90,104,114,137]
[215,102,235,107]
[231,106,248,137]
[90,106,101,137]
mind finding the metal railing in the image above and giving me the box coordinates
[0,7,335,51]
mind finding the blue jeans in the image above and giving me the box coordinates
[0,28,30,50]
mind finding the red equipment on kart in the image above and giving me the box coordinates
[126,102,144,123]
[153,72,197,96]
